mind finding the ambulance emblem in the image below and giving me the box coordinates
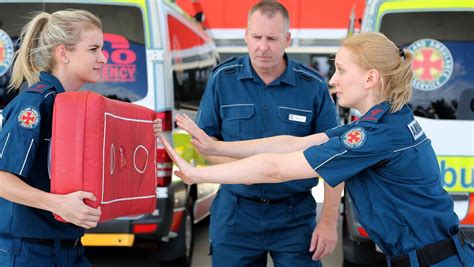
[0,29,14,76]
[17,106,41,129]
[408,39,453,91]
[342,127,366,149]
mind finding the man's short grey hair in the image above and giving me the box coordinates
[248,1,290,33]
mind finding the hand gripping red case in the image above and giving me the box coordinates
[50,91,157,222]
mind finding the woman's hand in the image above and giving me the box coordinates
[53,191,102,229]
[159,135,197,185]
[153,118,163,136]
[176,114,218,156]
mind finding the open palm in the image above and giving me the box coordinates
[176,114,218,156]
[158,135,196,185]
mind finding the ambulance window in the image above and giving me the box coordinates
[0,3,147,105]
[167,15,218,110]
[380,12,474,120]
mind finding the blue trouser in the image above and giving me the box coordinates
[386,232,474,267]
[0,236,90,267]
[209,188,321,267]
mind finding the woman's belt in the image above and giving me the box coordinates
[22,237,81,249]
[390,232,466,267]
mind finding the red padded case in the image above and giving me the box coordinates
[51,91,157,222]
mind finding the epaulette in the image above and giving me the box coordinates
[211,57,237,73]
[295,63,325,84]
[358,105,390,123]
[211,57,244,79]
[25,81,56,98]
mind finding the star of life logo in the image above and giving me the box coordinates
[0,30,14,76]
[342,126,367,149]
[17,106,41,129]
[408,39,453,91]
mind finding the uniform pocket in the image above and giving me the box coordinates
[220,104,255,140]
[278,107,313,135]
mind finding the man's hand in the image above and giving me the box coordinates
[175,114,218,156]
[53,191,101,229]
[309,219,338,260]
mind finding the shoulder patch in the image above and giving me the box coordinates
[342,126,367,150]
[17,106,41,129]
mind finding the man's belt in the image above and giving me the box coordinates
[390,232,466,267]
[23,237,81,249]
[238,192,310,205]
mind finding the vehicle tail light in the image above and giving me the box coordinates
[133,223,158,233]
[156,111,173,187]
[170,209,185,233]
[357,226,369,238]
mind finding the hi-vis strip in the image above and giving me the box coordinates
[440,156,474,193]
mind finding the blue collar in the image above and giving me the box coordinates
[39,72,65,93]
[238,54,296,86]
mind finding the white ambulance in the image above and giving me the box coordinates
[0,1,220,266]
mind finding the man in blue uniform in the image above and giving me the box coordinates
[197,2,343,266]
[161,31,474,267]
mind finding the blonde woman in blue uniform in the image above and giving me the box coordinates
[0,10,105,266]
[157,32,474,266]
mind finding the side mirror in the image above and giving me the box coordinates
[194,12,205,23]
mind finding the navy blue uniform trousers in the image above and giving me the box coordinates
[209,188,321,267]
[0,236,89,267]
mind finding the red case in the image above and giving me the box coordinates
[51,91,157,222]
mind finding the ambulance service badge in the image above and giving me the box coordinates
[342,126,367,150]
[408,39,453,91]
[0,30,14,76]
[17,106,41,129]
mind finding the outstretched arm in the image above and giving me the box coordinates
[158,114,330,158]
[159,135,319,185]
[0,171,101,229]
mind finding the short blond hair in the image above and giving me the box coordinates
[9,9,102,90]
[342,32,414,112]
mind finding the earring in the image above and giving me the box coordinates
[64,59,69,64]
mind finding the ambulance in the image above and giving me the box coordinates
[0,0,220,266]
[342,0,474,266]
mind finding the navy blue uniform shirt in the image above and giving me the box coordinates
[0,72,83,239]
[303,102,459,256]
[198,55,339,199]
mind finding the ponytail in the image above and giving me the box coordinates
[9,13,51,90]
[382,49,414,112]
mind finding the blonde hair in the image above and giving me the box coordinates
[9,9,102,90]
[342,32,414,112]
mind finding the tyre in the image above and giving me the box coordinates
[160,196,195,267]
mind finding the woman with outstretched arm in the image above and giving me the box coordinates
[157,32,474,267]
